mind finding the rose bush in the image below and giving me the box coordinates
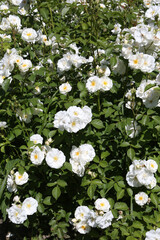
[1,0,160,239]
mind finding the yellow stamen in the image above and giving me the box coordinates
[34,154,38,159]
[139,196,143,200]
[74,111,78,116]
[72,122,76,126]
[81,225,86,230]
[76,151,80,156]
[133,59,138,64]
[53,156,58,161]
[103,81,108,86]
[27,33,32,36]
[91,81,96,86]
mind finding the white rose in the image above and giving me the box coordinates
[135,192,148,206]
[22,197,38,215]
[30,146,45,165]
[45,148,66,169]
[14,171,29,185]
[94,198,110,212]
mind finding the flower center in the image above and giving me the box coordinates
[91,81,96,86]
[139,196,143,200]
[100,203,105,207]
[27,33,32,36]
[72,121,76,127]
[53,156,58,161]
[133,59,138,64]
[103,81,108,86]
[34,154,38,159]
[81,225,86,230]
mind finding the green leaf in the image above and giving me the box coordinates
[77,82,85,91]
[110,56,117,67]
[143,215,156,224]
[127,188,133,197]
[117,189,125,200]
[63,162,72,171]
[126,237,137,240]
[13,128,22,137]
[2,78,10,92]
[114,202,128,210]
[52,186,61,200]
[105,48,113,57]
[152,116,160,124]
[91,119,104,129]
[57,179,67,187]
[43,196,52,205]
[62,7,70,17]
[120,142,130,147]
[144,83,156,92]
[132,221,144,230]
[40,8,49,20]
[13,74,23,81]
[0,175,7,200]
[151,193,158,208]
[81,22,88,30]
[101,151,110,159]
[127,148,135,160]
[120,226,129,236]
[36,193,42,202]
[99,160,108,168]
[118,181,125,188]
[141,115,149,125]
[91,179,102,185]
[87,184,96,199]
[38,203,45,213]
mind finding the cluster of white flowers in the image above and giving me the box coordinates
[135,192,149,206]
[125,121,141,138]
[136,75,160,108]
[57,50,93,73]
[0,48,32,85]
[7,197,38,224]
[128,53,155,73]
[71,198,114,234]
[7,170,29,193]
[145,228,160,240]
[69,143,95,177]
[86,62,113,93]
[54,105,92,133]
[0,14,21,30]
[86,75,113,93]
[126,159,158,189]
[29,134,66,169]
